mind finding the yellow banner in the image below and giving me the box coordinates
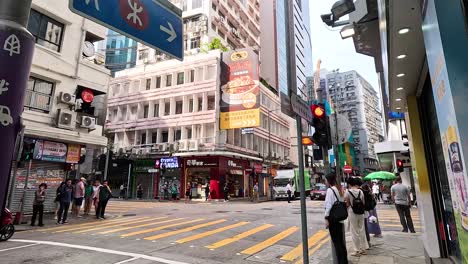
[220,109,260,130]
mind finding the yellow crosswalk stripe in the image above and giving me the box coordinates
[241,226,299,255]
[73,217,163,234]
[121,219,205,237]
[281,230,328,261]
[143,219,227,241]
[294,237,331,264]
[381,224,422,228]
[176,222,250,244]
[206,224,274,249]
[55,217,149,233]
[99,217,176,234]
[39,216,134,232]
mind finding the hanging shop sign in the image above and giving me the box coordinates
[65,144,81,164]
[186,157,219,167]
[34,140,68,162]
[159,157,180,169]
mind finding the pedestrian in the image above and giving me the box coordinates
[92,180,101,213]
[171,184,179,201]
[379,183,384,202]
[372,182,380,202]
[223,183,229,202]
[96,180,112,219]
[345,177,369,256]
[73,177,85,217]
[391,176,416,233]
[119,184,125,199]
[84,180,93,216]
[286,180,293,203]
[54,182,65,220]
[57,179,73,225]
[31,183,47,227]
[252,182,259,202]
[137,183,143,200]
[163,183,169,200]
[205,183,210,201]
[185,183,191,202]
[324,173,348,264]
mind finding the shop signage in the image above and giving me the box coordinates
[160,157,179,168]
[186,158,218,167]
[66,144,81,164]
[34,140,68,162]
[220,48,260,130]
[253,163,263,173]
[227,159,243,169]
[241,127,254,135]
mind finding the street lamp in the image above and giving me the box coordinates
[340,24,356,39]
[321,0,356,28]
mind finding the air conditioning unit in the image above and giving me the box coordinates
[56,109,76,130]
[59,92,76,105]
[160,143,169,152]
[169,142,179,152]
[79,116,96,129]
[178,140,188,151]
[142,147,151,154]
[132,148,139,155]
[188,140,199,151]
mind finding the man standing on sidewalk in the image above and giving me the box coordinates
[286,181,293,203]
[73,177,85,217]
[391,176,416,233]
[96,180,112,219]
[57,179,73,224]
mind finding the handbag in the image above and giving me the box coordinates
[328,188,348,223]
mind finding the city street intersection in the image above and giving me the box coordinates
[0,200,421,264]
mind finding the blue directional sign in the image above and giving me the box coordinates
[69,0,183,60]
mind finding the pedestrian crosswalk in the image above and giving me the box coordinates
[376,206,422,231]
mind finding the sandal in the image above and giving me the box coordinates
[360,250,367,255]
[351,252,361,256]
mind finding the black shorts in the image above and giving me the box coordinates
[185,191,190,197]
[74,197,83,206]
[172,193,177,199]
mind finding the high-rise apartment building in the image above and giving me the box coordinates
[326,70,383,173]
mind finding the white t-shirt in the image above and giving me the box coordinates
[372,185,380,194]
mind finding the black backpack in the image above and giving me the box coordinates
[363,190,376,211]
[348,190,365,215]
[328,188,348,223]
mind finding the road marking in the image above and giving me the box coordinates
[281,230,328,261]
[55,217,150,233]
[241,226,299,255]
[39,216,130,232]
[294,237,331,264]
[99,217,175,234]
[143,219,227,241]
[380,224,421,228]
[10,239,189,264]
[73,218,159,234]
[121,219,204,237]
[0,244,37,252]
[206,224,274,249]
[113,257,140,264]
[176,222,249,244]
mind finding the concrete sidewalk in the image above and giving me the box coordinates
[349,231,425,264]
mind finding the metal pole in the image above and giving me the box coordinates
[7,124,24,209]
[103,148,110,180]
[126,163,132,199]
[268,110,272,200]
[0,0,34,217]
[295,115,309,264]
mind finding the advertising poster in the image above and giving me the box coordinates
[33,139,68,162]
[220,48,260,129]
[423,0,468,260]
[66,144,81,164]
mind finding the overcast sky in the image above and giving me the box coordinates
[308,0,379,90]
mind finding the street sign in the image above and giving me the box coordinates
[290,94,313,122]
[241,127,254,135]
[343,165,352,174]
[69,0,183,60]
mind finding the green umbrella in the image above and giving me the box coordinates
[363,171,396,181]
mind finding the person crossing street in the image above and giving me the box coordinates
[391,177,416,233]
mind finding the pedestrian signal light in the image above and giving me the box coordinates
[311,104,325,118]
[396,159,404,172]
[302,137,314,146]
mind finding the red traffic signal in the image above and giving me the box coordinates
[396,159,404,172]
[311,104,325,118]
[302,137,314,146]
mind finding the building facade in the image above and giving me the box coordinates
[106,50,291,200]
[105,30,137,76]
[326,70,383,173]
[7,0,111,214]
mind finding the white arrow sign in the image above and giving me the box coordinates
[241,119,256,127]
[160,22,177,42]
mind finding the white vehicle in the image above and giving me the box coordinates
[0,105,13,127]
[273,169,312,200]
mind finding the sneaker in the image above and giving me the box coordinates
[54,216,57,220]
[62,221,69,224]
[359,250,367,255]
[56,222,61,225]
[38,224,44,227]
[410,230,416,233]
[351,252,361,257]
[402,229,408,233]
[30,224,35,227]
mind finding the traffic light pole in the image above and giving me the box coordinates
[0,0,34,217]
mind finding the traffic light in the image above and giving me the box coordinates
[302,136,314,146]
[311,104,330,148]
[396,159,404,172]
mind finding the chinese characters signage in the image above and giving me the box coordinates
[66,144,81,164]
[34,140,68,162]
[220,48,260,129]
[186,158,219,167]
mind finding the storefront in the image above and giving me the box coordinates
[7,138,81,214]
[133,159,156,200]
[156,157,182,200]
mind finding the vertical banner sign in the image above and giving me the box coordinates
[220,48,260,129]
[0,21,35,212]
[66,144,81,164]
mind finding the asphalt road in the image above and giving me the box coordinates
[0,199,420,264]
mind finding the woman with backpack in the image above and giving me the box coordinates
[324,173,349,264]
[345,177,369,256]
